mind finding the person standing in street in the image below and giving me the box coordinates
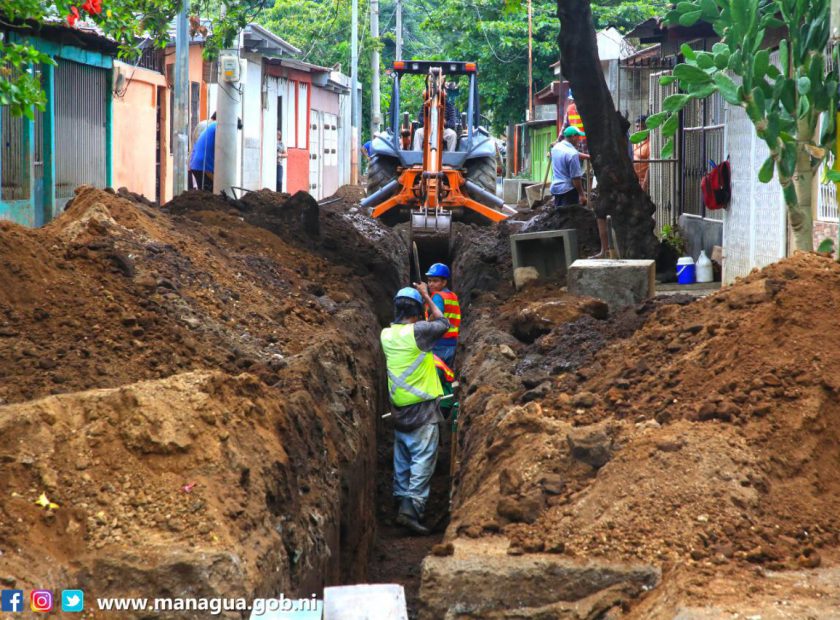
[189,120,216,191]
[550,126,587,207]
[381,283,450,535]
[276,130,287,192]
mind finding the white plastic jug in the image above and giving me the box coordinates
[696,250,713,283]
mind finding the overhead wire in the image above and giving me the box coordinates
[467,0,525,64]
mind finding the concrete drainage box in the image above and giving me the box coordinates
[567,259,656,311]
[510,229,579,284]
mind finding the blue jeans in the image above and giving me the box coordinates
[433,344,456,368]
[393,422,439,518]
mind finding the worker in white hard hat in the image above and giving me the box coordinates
[380,283,450,535]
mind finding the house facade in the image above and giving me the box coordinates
[1,23,116,226]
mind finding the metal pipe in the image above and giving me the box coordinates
[172,0,189,196]
[351,0,359,184]
[395,0,403,61]
[370,0,380,140]
[467,72,475,148]
[360,178,399,208]
[392,73,400,148]
[464,180,503,208]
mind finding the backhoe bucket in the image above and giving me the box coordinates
[410,210,452,268]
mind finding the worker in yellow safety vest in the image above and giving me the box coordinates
[381,283,450,535]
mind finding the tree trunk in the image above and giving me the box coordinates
[556,0,659,259]
[786,120,815,252]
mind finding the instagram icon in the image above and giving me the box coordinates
[31,590,53,612]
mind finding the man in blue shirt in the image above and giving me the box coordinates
[550,126,587,207]
[189,121,216,191]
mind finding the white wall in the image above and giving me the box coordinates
[722,64,787,283]
[262,76,280,191]
[240,55,263,190]
[337,90,351,187]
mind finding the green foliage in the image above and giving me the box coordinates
[660,223,686,255]
[632,0,838,232]
[817,237,835,253]
[0,43,54,119]
[1,0,268,116]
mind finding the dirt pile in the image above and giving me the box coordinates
[423,251,840,617]
[0,185,402,611]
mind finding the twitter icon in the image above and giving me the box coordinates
[61,590,84,612]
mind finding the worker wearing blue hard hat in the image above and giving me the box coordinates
[381,280,451,535]
[424,263,460,370]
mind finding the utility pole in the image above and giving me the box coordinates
[351,0,360,184]
[214,34,242,197]
[370,0,381,139]
[172,0,190,195]
[527,0,533,121]
[395,0,402,61]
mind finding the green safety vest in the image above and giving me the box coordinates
[381,323,444,407]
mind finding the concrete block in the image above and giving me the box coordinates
[323,584,407,620]
[510,229,578,283]
[567,259,656,311]
[513,266,540,290]
[503,179,530,204]
[419,537,659,620]
[525,182,549,208]
[678,213,723,261]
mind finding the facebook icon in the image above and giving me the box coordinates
[1,589,24,612]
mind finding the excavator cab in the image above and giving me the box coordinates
[361,61,513,273]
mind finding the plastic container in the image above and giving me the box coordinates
[676,256,696,285]
[696,250,713,283]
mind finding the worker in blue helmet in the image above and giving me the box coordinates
[424,263,461,370]
[380,282,451,535]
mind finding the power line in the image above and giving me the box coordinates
[467,0,525,64]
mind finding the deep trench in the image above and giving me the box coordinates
[362,234,457,615]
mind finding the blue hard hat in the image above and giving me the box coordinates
[395,287,423,304]
[425,263,450,278]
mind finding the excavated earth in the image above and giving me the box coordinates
[0,185,405,616]
[418,206,840,618]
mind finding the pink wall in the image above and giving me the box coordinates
[113,65,167,201]
[161,45,209,202]
[310,86,339,115]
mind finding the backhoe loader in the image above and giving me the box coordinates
[361,60,512,275]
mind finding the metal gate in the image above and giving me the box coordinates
[648,70,679,231]
[681,86,725,221]
[54,59,107,210]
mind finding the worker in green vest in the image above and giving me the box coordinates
[381,283,450,535]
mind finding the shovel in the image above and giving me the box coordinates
[538,147,553,204]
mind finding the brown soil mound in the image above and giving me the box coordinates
[516,253,840,564]
[438,251,840,616]
[0,184,400,604]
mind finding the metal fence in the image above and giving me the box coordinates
[817,150,838,222]
[55,59,108,209]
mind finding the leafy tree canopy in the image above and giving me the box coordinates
[1,0,266,117]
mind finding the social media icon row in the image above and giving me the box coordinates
[1,589,84,612]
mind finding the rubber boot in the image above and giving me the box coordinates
[396,497,430,535]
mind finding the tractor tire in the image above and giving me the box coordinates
[366,155,399,197]
[464,156,498,205]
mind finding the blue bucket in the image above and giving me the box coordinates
[676,257,696,285]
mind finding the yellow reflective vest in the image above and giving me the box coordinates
[381,323,444,407]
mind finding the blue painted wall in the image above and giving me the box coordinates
[0,30,113,227]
